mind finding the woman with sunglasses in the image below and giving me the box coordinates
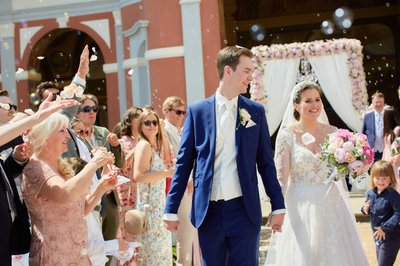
[133,110,174,265]
[0,93,17,125]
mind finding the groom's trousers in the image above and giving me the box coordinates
[198,197,260,266]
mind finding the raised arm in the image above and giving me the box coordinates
[0,95,78,146]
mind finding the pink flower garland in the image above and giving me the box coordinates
[250,38,368,114]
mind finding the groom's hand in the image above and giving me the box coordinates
[267,213,285,232]
[163,220,179,232]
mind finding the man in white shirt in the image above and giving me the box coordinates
[163,46,285,265]
[162,96,200,266]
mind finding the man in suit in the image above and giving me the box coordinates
[362,91,385,161]
[76,94,125,254]
[163,46,285,265]
[162,96,201,266]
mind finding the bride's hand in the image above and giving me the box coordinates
[267,213,285,232]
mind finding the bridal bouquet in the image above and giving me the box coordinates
[320,129,374,180]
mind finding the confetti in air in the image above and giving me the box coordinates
[16,68,24,75]
[90,55,98,61]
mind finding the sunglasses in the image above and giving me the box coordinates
[77,129,89,136]
[143,120,158,127]
[170,109,186,116]
[79,106,99,113]
[0,103,17,111]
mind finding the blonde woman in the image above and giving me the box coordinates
[21,112,114,265]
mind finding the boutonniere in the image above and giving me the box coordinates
[237,108,256,129]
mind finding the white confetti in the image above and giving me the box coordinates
[89,54,97,61]
[15,68,24,74]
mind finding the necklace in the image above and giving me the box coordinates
[297,122,319,135]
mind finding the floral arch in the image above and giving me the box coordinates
[250,38,369,135]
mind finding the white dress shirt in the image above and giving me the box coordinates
[163,120,181,158]
[374,110,384,153]
[211,92,242,201]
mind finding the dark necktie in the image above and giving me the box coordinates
[0,163,17,221]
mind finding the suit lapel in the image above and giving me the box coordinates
[235,96,244,154]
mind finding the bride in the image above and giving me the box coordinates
[264,81,369,265]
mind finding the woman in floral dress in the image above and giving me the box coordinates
[133,110,174,265]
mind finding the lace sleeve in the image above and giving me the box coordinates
[274,129,293,195]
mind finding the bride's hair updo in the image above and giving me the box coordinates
[292,81,322,121]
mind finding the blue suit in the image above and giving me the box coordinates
[362,111,382,160]
[362,111,376,149]
[165,94,285,265]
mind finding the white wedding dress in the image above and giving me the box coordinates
[264,127,369,266]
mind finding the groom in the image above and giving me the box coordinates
[164,46,285,265]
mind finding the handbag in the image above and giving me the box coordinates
[124,183,151,235]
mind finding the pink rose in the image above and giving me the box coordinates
[348,160,365,174]
[336,129,351,139]
[334,148,346,163]
[342,141,354,151]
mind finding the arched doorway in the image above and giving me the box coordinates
[27,28,109,126]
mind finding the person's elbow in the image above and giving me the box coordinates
[133,172,145,183]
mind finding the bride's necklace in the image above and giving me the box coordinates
[297,122,319,135]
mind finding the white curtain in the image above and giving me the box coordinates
[309,54,363,131]
[263,58,300,135]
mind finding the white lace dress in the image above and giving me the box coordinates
[136,151,172,266]
[265,127,369,266]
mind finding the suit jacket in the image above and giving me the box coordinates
[0,153,31,259]
[362,111,376,148]
[165,94,285,228]
[93,126,124,207]
[93,125,125,169]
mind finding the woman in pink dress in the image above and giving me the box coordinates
[117,107,143,210]
[116,107,142,265]
[21,112,114,265]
